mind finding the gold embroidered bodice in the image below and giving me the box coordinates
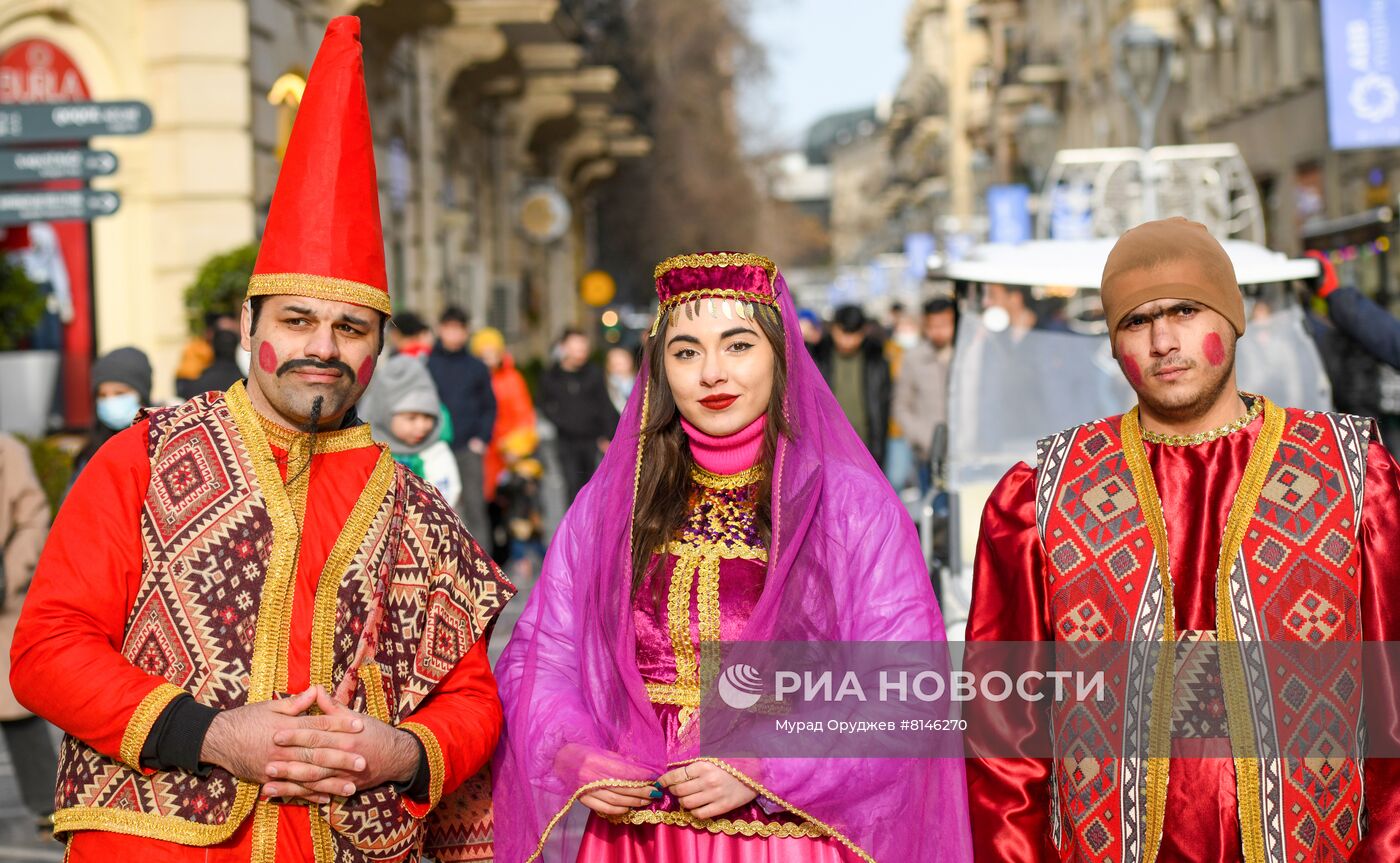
[641,464,768,727]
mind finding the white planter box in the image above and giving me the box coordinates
[0,350,60,437]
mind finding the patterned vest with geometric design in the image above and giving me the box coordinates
[1036,400,1372,863]
[52,387,512,863]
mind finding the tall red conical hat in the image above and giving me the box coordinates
[247,16,390,315]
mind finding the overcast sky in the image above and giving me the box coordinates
[740,0,909,152]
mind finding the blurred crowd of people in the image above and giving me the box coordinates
[801,295,958,500]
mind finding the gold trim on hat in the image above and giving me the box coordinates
[649,289,778,337]
[653,252,777,284]
[247,272,392,315]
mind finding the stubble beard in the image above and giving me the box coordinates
[1135,353,1236,425]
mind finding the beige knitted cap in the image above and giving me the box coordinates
[1100,217,1245,337]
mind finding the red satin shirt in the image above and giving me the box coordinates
[967,414,1400,862]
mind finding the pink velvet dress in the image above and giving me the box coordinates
[576,420,861,862]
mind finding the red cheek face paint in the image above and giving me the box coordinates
[1203,332,1226,367]
[1122,355,1144,388]
[258,342,278,374]
[357,355,375,386]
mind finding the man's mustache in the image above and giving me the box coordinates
[277,358,356,383]
[1150,358,1194,375]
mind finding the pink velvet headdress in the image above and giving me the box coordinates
[649,251,780,335]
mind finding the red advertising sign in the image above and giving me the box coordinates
[0,38,95,429]
[0,39,88,102]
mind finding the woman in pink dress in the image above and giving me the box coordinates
[493,253,971,862]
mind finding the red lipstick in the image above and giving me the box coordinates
[699,393,739,411]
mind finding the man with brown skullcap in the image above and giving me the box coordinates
[964,217,1400,862]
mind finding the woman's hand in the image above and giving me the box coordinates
[658,761,758,820]
[578,784,656,816]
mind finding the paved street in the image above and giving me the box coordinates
[0,727,63,862]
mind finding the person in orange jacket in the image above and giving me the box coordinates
[470,326,538,503]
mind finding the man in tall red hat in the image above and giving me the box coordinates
[11,17,514,862]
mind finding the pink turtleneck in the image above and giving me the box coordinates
[680,414,766,475]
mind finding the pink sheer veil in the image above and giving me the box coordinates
[492,267,972,862]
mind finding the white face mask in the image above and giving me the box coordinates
[96,392,141,430]
[235,347,251,376]
[893,329,919,349]
[983,306,1011,333]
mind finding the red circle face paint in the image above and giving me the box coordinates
[258,342,278,374]
[1122,355,1144,388]
[1202,332,1226,367]
[357,355,375,386]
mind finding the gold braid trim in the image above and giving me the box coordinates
[1120,408,1177,863]
[311,810,335,863]
[658,289,777,312]
[249,799,279,863]
[400,722,445,811]
[604,807,830,838]
[358,663,392,724]
[278,434,311,691]
[627,379,651,578]
[644,681,702,707]
[255,411,376,454]
[666,548,701,728]
[1215,398,1283,863]
[649,290,777,337]
[673,758,875,863]
[247,272,392,316]
[698,552,723,647]
[519,779,654,863]
[696,550,724,713]
[226,381,301,705]
[309,450,395,692]
[664,538,767,562]
[654,252,777,283]
[118,683,185,770]
[53,784,259,846]
[690,463,765,490]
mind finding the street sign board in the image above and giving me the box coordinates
[0,147,117,183]
[0,188,119,225]
[0,100,151,143]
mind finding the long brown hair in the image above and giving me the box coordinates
[629,304,790,595]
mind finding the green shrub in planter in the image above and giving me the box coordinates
[184,243,258,333]
[17,434,73,516]
[0,257,43,351]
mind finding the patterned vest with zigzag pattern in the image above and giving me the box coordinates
[1036,399,1373,863]
[52,387,512,863]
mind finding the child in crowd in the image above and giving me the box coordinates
[492,427,546,584]
[365,354,462,508]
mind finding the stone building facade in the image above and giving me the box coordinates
[0,0,646,401]
[889,0,1400,287]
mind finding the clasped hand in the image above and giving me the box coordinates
[200,686,420,804]
[579,761,758,820]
